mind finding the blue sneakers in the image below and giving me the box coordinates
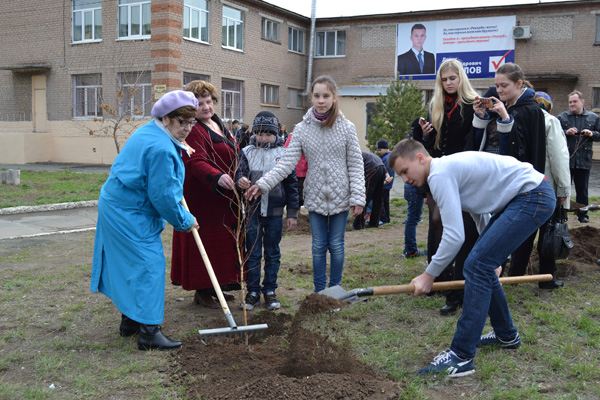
[478,331,521,349]
[418,350,475,377]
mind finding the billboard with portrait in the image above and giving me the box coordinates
[396,16,516,80]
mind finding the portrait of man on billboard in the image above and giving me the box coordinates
[397,23,436,75]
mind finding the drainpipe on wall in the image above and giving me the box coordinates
[305,0,317,96]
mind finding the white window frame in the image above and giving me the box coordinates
[183,72,211,88]
[222,5,243,51]
[222,78,243,121]
[73,74,103,119]
[287,88,303,108]
[184,0,209,43]
[315,30,346,57]
[72,0,102,43]
[288,26,305,54]
[261,84,279,106]
[119,71,152,118]
[261,18,280,42]
[118,0,151,40]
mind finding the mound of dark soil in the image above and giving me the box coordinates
[568,226,600,264]
[170,294,398,400]
[285,213,311,235]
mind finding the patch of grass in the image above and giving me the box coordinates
[0,170,108,208]
[2,199,600,399]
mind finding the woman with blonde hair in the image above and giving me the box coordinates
[412,58,480,316]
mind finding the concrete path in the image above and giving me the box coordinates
[1,161,599,240]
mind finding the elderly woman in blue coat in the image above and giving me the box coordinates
[91,90,199,351]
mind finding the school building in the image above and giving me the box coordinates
[1,0,599,165]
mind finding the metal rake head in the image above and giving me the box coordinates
[198,323,269,345]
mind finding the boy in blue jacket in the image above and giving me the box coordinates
[236,111,299,310]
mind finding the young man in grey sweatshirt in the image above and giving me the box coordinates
[389,138,555,377]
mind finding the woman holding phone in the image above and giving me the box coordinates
[469,63,547,281]
[412,58,480,316]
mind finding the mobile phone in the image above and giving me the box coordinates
[481,97,495,109]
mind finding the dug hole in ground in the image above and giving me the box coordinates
[168,212,600,400]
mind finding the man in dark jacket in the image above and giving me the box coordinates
[557,91,600,223]
[353,151,388,230]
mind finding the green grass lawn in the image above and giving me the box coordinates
[0,170,108,208]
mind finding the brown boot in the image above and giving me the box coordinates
[193,290,219,309]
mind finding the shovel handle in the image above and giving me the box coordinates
[371,274,554,296]
[181,198,233,319]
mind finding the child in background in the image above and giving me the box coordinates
[247,75,365,292]
[236,111,299,310]
[284,124,307,208]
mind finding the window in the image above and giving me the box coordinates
[288,27,305,54]
[73,0,102,42]
[183,72,210,88]
[262,18,279,42]
[261,84,279,106]
[222,78,243,121]
[593,88,600,111]
[315,30,346,57]
[222,6,243,50]
[366,102,377,140]
[288,88,303,108]
[596,15,600,44]
[184,0,209,43]
[119,71,152,117]
[73,74,102,118]
[423,90,434,106]
[118,0,151,39]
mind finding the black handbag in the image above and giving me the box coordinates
[540,205,574,260]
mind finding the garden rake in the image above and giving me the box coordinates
[181,198,268,343]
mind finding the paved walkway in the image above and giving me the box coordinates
[1,161,599,240]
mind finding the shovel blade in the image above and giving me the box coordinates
[318,285,365,303]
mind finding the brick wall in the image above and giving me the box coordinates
[312,2,600,117]
[1,0,599,164]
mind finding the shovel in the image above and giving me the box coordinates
[567,201,599,212]
[318,274,554,303]
[181,198,268,342]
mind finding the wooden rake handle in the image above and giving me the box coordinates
[181,197,232,315]
[371,274,554,296]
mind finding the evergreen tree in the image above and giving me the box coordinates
[366,79,428,151]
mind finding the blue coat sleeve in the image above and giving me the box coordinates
[146,148,194,232]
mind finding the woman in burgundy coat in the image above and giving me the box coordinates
[171,81,241,308]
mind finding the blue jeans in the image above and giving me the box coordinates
[308,211,349,292]
[244,212,283,294]
[404,183,424,254]
[450,179,555,359]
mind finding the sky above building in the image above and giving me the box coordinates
[263,0,577,18]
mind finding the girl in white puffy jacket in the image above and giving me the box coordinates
[247,75,366,292]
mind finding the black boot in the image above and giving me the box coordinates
[440,302,461,316]
[119,314,140,337]
[538,277,564,290]
[138,324,182,351]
